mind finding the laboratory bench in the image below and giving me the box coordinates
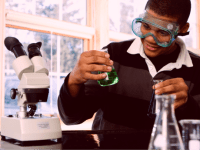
[0,130,152,149]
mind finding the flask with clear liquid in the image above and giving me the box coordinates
[97,48,119,86]
[148,94,184,150]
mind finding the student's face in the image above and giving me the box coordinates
[141,9,180,58]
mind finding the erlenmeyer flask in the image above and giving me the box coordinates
[97,48,119,86]
[179,119,200,150]
[148,94,184,150]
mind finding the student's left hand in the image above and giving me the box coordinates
[153,78,188,109]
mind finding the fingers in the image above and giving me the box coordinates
[81,50,113,66]
[154,78,184,89]
[71,50,114,84]
[155,84,179,95]
[152,78,188,109]
[80,64,112,81]
[84,72,107,81]
[84,55,113,66]
[83,50,110,58]
[153,78,188,94]
[84,64,112,72]
[154,78,176,89]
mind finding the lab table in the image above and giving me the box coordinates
[0,130,152,149]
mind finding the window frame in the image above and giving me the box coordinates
[0,0,6,129]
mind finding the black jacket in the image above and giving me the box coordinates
[58,39,200,131]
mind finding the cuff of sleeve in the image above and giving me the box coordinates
[58,73,85,119]
[63,72,85,99]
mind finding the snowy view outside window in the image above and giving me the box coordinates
[109,0,198,49]
[4,0,85,115]
[5,0,87,25]
[180,0,198,49]
[109,0,148,34]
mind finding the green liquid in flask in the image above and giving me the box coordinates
[98,68,119,86]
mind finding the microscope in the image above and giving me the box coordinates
[1,37,62,143]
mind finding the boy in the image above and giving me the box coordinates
[58,0,200,132]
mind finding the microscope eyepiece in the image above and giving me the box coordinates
[4,37,27,58]
[27,42,42,59]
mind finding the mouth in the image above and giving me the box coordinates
[146,44,159,51]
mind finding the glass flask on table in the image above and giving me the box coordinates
[179,119,200,150]
[148,94,184,150]
[97,48,119,86]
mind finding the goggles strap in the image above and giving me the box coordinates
[177,31,190,36]
[175,31,190,39]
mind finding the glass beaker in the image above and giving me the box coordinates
[97,48,119,86]
[179,119,200,150]
[148,94,184,150]
[147,80,163,119]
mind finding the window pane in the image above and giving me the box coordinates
[62,0,87,25]
[59,36,83,73]
[179,0,197,49]
[109,0,148,34]
[5,0,87,25]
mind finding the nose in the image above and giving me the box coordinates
[144,32,157,45]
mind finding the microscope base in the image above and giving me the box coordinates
[1,116,62,142]
[0,138,62,149]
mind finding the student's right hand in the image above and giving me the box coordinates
[68,50,114,85]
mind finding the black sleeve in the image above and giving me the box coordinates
[58,71,108,125]
[57,40,134,126]
[58,73,102,125]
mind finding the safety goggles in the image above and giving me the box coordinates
[132,11,180,47]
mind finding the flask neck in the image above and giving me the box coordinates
[156,94,176,118]
[163,98,175,113]
[160,96,176,124]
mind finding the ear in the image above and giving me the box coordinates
[179,23,190,33]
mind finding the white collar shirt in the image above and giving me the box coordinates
[127,37,193,78]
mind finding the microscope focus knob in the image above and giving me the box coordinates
[10,88,18,99]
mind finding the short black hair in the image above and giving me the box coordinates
[145,0,191,26]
